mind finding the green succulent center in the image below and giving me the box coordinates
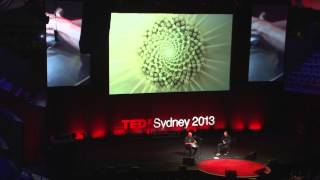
[138,17,205,89]
[160,41,176,60]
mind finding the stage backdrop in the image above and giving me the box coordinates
[47,90,266,140]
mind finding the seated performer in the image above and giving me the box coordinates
[216,130,231,156]
[184,132,198,156]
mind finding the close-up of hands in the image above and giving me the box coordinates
[251,12,287,52]
[45,8,81,50]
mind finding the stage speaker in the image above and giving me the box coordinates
[182,157,195,166]
[244,151,257,160]
[225,170,237,179]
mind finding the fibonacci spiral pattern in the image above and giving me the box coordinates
[138,17,205,89]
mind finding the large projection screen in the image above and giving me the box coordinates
[109,13,233,95]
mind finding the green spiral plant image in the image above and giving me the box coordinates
[109,13,233,95]
[138,17,204,89]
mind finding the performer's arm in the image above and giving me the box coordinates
[226,136,231,144]
[272,20,287,29]
[71,19,82,26]
[55,17,81,51]
[46,14,81,51]
[184,137,196,145]
[251,17,286,52]
[184,137,189,145]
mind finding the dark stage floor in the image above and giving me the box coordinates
[48,131,297,178]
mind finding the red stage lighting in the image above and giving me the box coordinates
[232,119,245,131]
[248,120,262,131]
[91,129,106,139]
[292,0,320,10]
[90,117,107,139]
[214,119,226,130]
[112,129,126,136]
[74,131,85,140]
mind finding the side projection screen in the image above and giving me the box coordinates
[46,0,90,87]
[109,13,233,95]
[248,6,288,82]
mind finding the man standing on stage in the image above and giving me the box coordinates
[184,132,198,156]
[216,130,231,156]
